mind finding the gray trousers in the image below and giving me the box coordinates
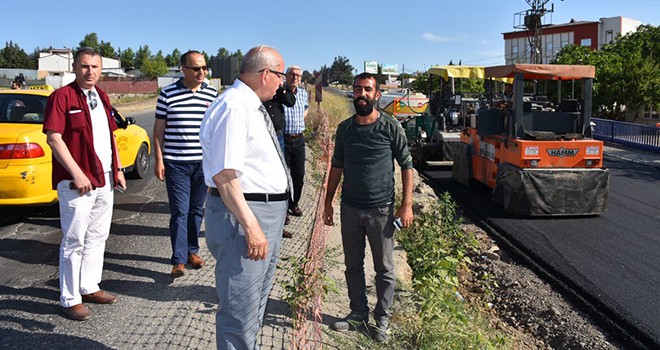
[339,202,395,322]
[205,194,287,350]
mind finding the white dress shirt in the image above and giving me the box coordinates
[200,79,287,194]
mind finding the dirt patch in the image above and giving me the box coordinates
[113,97,158,114]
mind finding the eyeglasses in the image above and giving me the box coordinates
[184,66,209,72]
[288,73,301,78]
[258,68,287,79]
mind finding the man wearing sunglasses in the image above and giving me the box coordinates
[200,45,291,350]
[154,50,218,278]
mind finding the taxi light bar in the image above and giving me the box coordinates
[0,143,45,159]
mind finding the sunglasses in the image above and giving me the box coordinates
[184,66,209,72]
[258,68,287,78]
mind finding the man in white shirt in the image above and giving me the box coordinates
[200,45,289,350]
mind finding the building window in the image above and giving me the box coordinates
[580,38,592,47]
[546,42,553,54]
[606,30,614,43]
[561,41,570,48]
[512,45,519,59]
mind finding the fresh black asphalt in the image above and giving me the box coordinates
[423,155,660,349]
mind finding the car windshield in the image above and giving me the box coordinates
[0,94,48,124]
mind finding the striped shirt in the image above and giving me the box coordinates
[283,87,308,134]
[156,79,218,162]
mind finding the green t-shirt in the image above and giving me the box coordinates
[331,113,413,208]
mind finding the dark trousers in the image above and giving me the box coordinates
[340,202,395,322]
[276,129,285,153]
[164,161,207,265]
[284,135,305,208]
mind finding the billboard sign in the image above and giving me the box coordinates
[364,61,378,74]
[381,64,398,75]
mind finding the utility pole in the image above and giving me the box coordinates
[514,0,554,64]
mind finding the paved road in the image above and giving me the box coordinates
[0,108,324,349]
[422,148,660,349]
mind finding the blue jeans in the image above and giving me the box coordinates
[339,202,395,322]
[164,161,207,265]
[205,193,287,350]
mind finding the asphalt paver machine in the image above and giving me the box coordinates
[452,64,609,216]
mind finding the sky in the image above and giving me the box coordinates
[3,0,659,74]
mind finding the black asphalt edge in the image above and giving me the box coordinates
[417,170,658,350]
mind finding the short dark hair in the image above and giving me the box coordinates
[74,47,101,63]
[180,50,203,66]
[353,72,379,91]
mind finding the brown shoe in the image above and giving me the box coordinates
[282,230,294,239]
[285,216,290,225]
[171,263,185,277]
[62,304,91,321]
[82,290,117,304]
[187,254,205,269]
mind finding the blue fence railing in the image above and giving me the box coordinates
[592,118,660,153]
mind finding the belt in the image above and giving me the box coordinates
[209,187,288,202]
[284,133,303,140]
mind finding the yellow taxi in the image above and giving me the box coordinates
[0,88,151,205]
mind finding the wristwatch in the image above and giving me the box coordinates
[118,167,126,172]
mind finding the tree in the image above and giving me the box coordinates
[0,41,33,68]
[302,70,313,84]
[232,49,243,61]
[120,47,135,69]
[201,51,210,65]
[134,45,151,70]
[216,47,230,58]
[411,72,439,94]
[78,33,99,50]
[328,56,354,85]
[165,48,181,66]
[99,40,117,58]
[553,24,660,120]
[141,56,168,78]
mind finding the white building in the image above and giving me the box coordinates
[38,49,121,78]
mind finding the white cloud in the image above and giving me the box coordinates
[421,32,454,42]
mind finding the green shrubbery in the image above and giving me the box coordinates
[395,192,508,349]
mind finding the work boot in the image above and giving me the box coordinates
[331,312,368,332]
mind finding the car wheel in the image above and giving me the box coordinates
[129,143,150,179]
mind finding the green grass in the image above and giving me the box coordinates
[394,193,509,349]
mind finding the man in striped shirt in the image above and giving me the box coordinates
[283,65,309,217]
[154,50,218,278]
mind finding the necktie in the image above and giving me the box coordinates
[88,90,98,110]
[259,105,294,200]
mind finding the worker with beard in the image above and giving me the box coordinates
[323,72,414,344]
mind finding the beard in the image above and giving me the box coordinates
[353,96,376,116]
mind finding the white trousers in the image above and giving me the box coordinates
[57,172,114,307]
